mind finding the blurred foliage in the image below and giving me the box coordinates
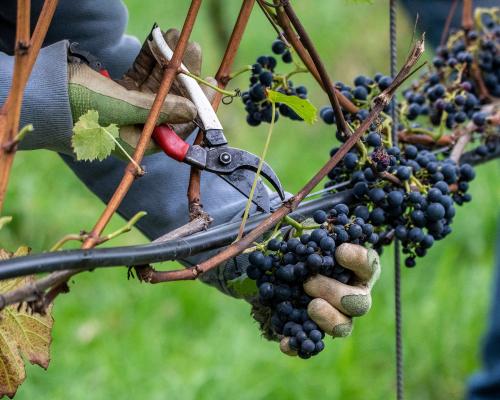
[0,1,499,399]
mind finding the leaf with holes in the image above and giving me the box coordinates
[71,110,119,161]
[0,246,53,399]
[267,89,317,124]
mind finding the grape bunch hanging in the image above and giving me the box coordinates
[242,38,309,126]
[247,205,369,359]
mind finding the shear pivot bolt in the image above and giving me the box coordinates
[219,152,232,165]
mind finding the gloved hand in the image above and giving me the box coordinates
[68,29,217,157]
[115,28,218,152]
[279,243,381,356]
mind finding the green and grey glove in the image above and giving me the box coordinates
[68,28,217,157]
[68,62,197,154]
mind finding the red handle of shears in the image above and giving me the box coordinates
[152,125,190,162]
[99,69,111,78]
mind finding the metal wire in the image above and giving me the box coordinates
[390,0,404,399]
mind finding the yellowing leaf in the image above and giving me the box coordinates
[267,89,317,124]
[71,110,119,161]
[0,247,53,399]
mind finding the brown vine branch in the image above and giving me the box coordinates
[398,131,454,146]
[440,0,458,47]
[451,104,500,163]
[5,0,204,307]
[187,0,255,220]
[139,36,425,284]
[462,0,474,31]
[0,0,59,212]
[81,0,202,250]
[273,1,358,115]
[280,0,349,136]
[213,0,255,106]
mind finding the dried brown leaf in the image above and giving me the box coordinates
[0,247,53,399]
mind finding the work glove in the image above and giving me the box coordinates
[116,28,218,151]
[68,29,217,156]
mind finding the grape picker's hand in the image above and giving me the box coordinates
[279,243,381,356]
[68,29,216,156]
[115,28,218,152]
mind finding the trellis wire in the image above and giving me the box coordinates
[389,0,404,399]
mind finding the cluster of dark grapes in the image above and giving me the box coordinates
[399,13,498,132]
[431,10,499,98]
[318,10,498,149]
[316,9,497,267]
[475,12,500,97]
[326,142,476,266]
[242,39,309,127]
[401,78,487,129]
[247,204,373,358]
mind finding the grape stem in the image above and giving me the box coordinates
[1,123,33,153]
[180,70,239,97]
[228,65,253,80]
[410,175,426,192]
[49,211,147,251]
[285,66,309,80]
[107,130,144,175]
[407,127,441,140]
[237,101,276,241]
[284,215,304,236]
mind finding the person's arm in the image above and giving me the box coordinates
[0,0,252,291]
[0,41,74,153]
[1,2,380,356]
[0,0,142,153]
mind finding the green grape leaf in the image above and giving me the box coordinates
[71,110,119,161]
[267,90,317,124]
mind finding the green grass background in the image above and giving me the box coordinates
[1,1,500,399]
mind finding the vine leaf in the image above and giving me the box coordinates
[267,90,317,124]
[0,246,53,399]
[71,110,119,161]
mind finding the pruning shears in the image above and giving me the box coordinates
[147,26,285,212]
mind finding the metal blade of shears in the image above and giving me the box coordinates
[220,170,271,213]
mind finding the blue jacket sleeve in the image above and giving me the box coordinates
[0,0,141,153]
[0,41,74,153]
